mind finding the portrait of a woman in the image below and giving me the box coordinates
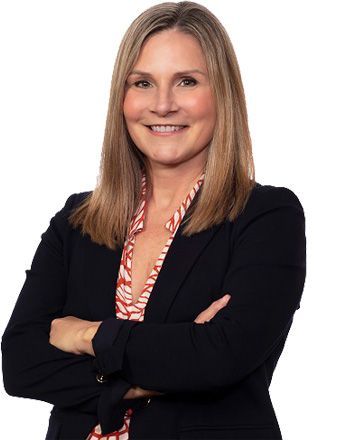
[1,2,306,439]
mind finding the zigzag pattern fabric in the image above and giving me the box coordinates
[86,170,205,440]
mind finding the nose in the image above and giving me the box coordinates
[149,84,179,115]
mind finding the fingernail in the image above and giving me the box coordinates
[223,294,231,302]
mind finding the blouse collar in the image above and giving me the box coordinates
[128,170,205,237]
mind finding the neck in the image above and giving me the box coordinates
[144,163,205,212]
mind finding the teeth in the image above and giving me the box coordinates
[150,125,186,132]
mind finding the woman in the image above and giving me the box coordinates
[1,2,306,439]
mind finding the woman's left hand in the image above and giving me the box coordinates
[49,316,102,356]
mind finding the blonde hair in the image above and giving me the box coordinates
[69,1,256,250]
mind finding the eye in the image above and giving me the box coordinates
[179,77,197,87]
[132,77,197,89]
[134,80,151,88]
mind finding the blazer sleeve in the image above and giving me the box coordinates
[1,193,136,433]
[92,185,306,394]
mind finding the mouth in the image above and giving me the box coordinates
[144,125,189,136]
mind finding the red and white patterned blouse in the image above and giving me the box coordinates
[86,170,205,440]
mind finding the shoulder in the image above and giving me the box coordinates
[38,191,91,246]
[71,190,93,205]
[231,182,306,268]
[245,181,304,216]
[51,191,93,229]
[60,190,93,212]
[234,181,305,233]
[75,190,93,202]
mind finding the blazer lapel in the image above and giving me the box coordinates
[143,187,224,323]
[143,219,223,323]
[85,187,223,322]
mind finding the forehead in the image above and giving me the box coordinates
[132,30,207,73]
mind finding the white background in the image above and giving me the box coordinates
[1,1,347,438]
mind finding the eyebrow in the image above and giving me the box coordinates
[128,69,207,77]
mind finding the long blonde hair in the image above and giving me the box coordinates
[69,1,256,250]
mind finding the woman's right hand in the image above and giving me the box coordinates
[194,294,231,324]
[123,385,165,399]
[123,294,231,399]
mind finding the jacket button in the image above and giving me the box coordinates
[96,373,108,383]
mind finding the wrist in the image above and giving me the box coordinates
[77,323,101,356]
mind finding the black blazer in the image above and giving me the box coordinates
[1,181,306,440]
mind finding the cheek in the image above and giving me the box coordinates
[123,92,144,121]
[184,91,216,124]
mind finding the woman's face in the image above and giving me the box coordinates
[123,29,216,171]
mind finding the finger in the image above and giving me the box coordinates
[194,295,231,324]
[211,294,231,311]
[219,294,231,303]
[197,295,231,323]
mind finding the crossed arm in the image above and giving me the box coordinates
[1,186,306,434]
[48,293,232,398]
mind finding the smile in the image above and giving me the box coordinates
[145,125,189,136]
